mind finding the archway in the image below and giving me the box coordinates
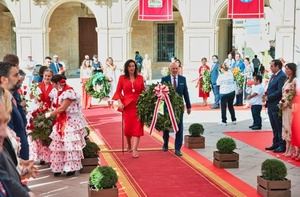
[216,5,233,63]
[129,6,184,79]
[47,1,97,76]
[0,2,16,58]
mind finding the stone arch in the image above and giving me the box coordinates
[0,1,18,26]
[41,0,101,75]
[0,1,17,57]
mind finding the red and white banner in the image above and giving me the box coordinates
[138,0,173,21]
[228,0,264,19]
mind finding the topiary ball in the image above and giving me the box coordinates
[89,166,118,190]
[83,140,100,158]
[261,159,287,180]
[216,137,236,154]
[188,123,204,137]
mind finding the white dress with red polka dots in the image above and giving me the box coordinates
[49,89,87,173]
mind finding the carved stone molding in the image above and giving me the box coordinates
[33,0,48,6]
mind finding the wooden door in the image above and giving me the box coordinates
[78,17,97,67]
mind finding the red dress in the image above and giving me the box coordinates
[291,95,300,147]
[112,75,145,137]
[198,65,210,98]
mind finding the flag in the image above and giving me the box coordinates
[228,0,264,19]
[138,0,173,21]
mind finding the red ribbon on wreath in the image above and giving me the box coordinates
[149,84,178,134]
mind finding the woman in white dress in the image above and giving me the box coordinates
[47,75,87,177]
[104,57,118,106]
[80,60,93,109]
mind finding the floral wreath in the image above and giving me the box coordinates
[137,83,184,132]
[85,72,111,101]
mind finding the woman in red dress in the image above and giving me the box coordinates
[30,69,54,163]
[113,59,145,158]
[197,57,210,106]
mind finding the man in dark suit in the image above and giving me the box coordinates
[210,55,220,109]
[161,62,191,156]
[49,55,63,75]
[265,59,287,152]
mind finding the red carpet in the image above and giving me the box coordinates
[84,106,230,197]
[225,131,300,167]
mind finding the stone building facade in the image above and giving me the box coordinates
[0,0,299,77]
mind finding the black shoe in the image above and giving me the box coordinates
[273,147,285,153]
[265,145,276,150]
[66,171,76,176]
[249,125,254,128]
[162,146,168,152]
[175,150,182,157]
[251,126,261,130]
[53,172,61,177]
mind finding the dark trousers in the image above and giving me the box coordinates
[212,84,220,106]
[235,92,243,105]
[251,105,262,127]
[220,91,236,123]
[163,114,183,151]
[267,104,284,148]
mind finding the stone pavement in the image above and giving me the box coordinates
[28,78,300,196]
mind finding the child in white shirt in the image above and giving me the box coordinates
[247,75,264,130]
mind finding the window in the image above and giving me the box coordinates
[157,23,175,62]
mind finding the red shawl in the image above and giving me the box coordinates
[38,82,53,109]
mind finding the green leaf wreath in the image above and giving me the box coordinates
[28,111,54,146]
[137,83,184,131]
[85,72,111,101]
[202,70,211,93]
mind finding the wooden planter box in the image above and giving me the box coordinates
[257,176,291,197]
[88,186,118,197]
[184,135,205,149]
[81,158,98,173]
[213,151,239,168]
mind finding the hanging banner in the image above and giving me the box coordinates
[228,0,264,19]
[138,0,173,21]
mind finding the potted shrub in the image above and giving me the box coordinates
[184,123,205,148]
[257,159,291,197]
[213,137,239,168]
[81,139,100,173]
[88,166,118,197]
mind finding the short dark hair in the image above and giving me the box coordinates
[124,59,138,78]
[212,55,219,59]
[0,61,16,77]
[3,54,19,66]
[45,56,52,60]
[254,75,263,83]
[51,74,66,83]
[272,59,283,69]
[19,69,26,77]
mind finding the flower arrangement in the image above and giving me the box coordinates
[28,108,54,146]
[85,72,111,101]
[278,83,296,116]
[232,67,245,90]
[202,70,211,93]
[137,83,184,132]
[30,82,40,100]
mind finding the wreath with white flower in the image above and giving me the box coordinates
[137,83,184,132]
[85,72,111,101]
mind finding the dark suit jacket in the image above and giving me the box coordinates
[267,70,287,107]
[210,62,220,85]
[0,152,30,196]
[161,75,191,109]
[13,91,27,126]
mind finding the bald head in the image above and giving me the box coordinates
[169,62,179,76]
